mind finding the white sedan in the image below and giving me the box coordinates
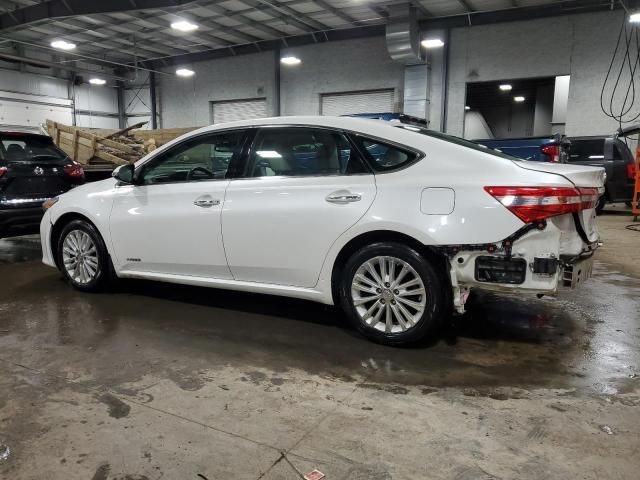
[40,116,605,345]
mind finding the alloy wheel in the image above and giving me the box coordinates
[62,229,99,285]
[351,256,427,333]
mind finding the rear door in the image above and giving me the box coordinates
[221,126,376,288]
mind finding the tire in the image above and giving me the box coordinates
[56,219,112,292]
[595,195,606,215]
[338,242,446,346]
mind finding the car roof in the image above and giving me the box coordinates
[189,115,406,138]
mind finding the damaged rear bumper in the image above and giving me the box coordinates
[440,217,600,314]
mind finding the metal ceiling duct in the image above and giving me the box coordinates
[386,4,421,63]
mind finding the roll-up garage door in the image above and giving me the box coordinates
[320,89,395,116]
[0,90,73,133]
[211,98,267,124]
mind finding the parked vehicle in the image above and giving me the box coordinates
[0,131,84,239]
[39,117,604,346]
[473,134,570,163]
[567,133,637,213]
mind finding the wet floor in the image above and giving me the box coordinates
[1,234,638,395]
[1,232,639,479]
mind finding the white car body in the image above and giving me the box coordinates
[40,116,605,312]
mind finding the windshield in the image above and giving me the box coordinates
[0,134,67,164]
[393,124,520,161]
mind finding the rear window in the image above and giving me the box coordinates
[568,139,621,162]
[0,135,66,164]
[394,124,520,161]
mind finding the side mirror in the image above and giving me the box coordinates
[112,164,135,184]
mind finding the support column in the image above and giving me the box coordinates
[149,71,158,129]
[116,80,126,128]
[440,29,450,133]
[274,47,281,116]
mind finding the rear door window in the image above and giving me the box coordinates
[246,128,369,177]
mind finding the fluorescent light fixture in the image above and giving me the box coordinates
[257,150,282,159]
[499,84,512,91]
[421,38,444,48]
[171,20,198,32]
[589,155,605,159]
[176,68,195,77]
[465,106,471,110]
[51,40,76,50]
[630,12,640,23]
[280,56,301,65]
[514,96,525,102]
[89,78,106,85]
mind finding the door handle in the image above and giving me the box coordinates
[194,198,220,208]
[326,191,362,204]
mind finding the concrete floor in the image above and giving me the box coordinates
[1,208,639,479]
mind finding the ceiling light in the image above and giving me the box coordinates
[281,56,301,65]
[89,78,106,85]
[499,84,513,91]
[171,20,199,32]
[176,68,195,77]
[465,106,471,110]
[630,12,640,23]
[421,38,444,49]
[514,96,525,102]
[51,40,76,51]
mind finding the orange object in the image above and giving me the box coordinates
[633,145,640,220]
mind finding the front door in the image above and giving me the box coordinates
[222,127,376,288]
[109,130,245,278]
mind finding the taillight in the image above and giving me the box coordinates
[540,144,560,162]
[64,162,85,179]
[628,162,637,180]
[0,166,6,177]
[484,186,599,223]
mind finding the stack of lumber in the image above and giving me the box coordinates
[46,120,199,172]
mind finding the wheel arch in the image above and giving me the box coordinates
[50,212,101,269]
[329,230,451,305]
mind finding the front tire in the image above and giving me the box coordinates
[338,242,446,346]
[57,219,111,292]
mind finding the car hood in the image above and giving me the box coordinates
[512,160,606,188]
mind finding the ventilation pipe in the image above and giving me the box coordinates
[386,5,421,63]
[386,5,430,122]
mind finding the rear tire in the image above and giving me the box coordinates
[57,219,111,292]
[595,195,606,215]
[338,242,446,346]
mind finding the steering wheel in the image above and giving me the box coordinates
[186,166,215,180]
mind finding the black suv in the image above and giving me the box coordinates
[0,131,85,239]
[567,133,636,213]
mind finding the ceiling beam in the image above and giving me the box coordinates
[0,51,126,80]
[137,0,619,69]
[310,0,364,27]
[195,2,291,39]
[0,0,200,30]
[457,0,476,13]
[243,0,330,32]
